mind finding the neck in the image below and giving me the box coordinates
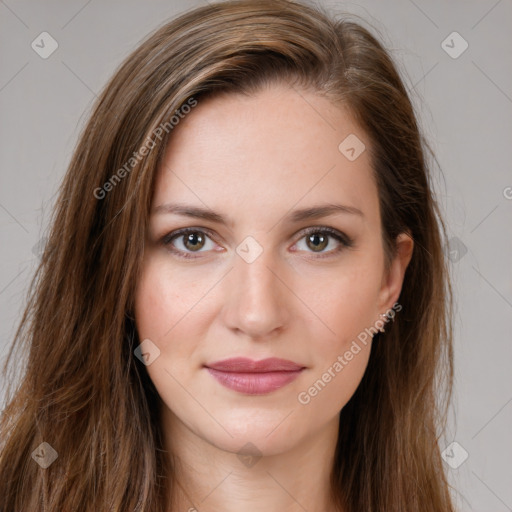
[162,408,342,512]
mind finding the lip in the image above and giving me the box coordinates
[205,357,305,395]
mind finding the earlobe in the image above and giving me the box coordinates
[378,232,414,311]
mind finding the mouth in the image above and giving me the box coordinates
[204,357,305,395]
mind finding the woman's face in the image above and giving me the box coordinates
[134,83,410,457]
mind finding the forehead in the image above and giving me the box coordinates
[153,84,379,228]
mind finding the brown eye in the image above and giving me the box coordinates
[162,228,217,259]
[182,232,205,251]
[293,226,353,258]
[306,232,329,252]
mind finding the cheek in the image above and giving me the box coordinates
[134,255,214,342]
[134,271,171,343]
[133,257,207,412]
[295,254,382,408]
[133,253,228,385]
[297,273,377,412]
[133,258,196,394]
[308,258,383,347]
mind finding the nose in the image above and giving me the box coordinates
[221,242,291,340]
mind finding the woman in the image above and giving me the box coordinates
[0,0,455,510]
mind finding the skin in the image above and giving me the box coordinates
[134,82,413,512]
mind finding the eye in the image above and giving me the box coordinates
[293,226,353,257]
[162,228,218,259]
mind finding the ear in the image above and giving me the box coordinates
[377,232,414,312]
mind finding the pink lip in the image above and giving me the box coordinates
[205,357,305,395]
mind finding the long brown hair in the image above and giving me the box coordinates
[0,1,454,510]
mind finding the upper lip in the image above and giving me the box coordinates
[205,357,304,373]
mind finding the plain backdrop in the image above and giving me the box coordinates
[1,0,511,510]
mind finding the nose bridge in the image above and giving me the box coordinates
[223,236,289,338]
[238,246,277,296]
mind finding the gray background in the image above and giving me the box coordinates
[1,0,511,510]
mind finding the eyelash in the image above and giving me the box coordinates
[161,226,354,260]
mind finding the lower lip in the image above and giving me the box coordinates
[206,368,303,395]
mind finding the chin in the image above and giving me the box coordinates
[192,407,311,457]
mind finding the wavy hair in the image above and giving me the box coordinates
[0,1,454,510]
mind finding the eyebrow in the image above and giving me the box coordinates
[152,202,364,226]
